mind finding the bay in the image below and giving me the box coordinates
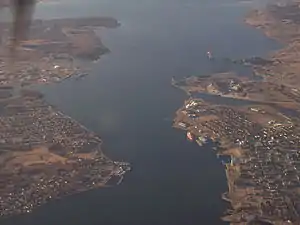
[1,0,279,224]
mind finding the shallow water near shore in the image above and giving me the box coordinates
[0,0,280,224]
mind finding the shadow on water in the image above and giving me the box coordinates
[0,0,282,224]
[206,57,253,77]
[275,106,300,118]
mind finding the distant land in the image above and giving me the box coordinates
[0,16,119,85]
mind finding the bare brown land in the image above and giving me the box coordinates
[0,16,119,85]
[245,2,300,87]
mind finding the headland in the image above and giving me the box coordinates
[0,14,129,218]
[173,1,300,224]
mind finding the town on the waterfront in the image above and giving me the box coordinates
[3,0,300,223]
[173,1,300,224]
[0,5,129,218]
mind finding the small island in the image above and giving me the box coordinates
[173,1,300,224]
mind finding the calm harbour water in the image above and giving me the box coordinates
[1,0,280,224]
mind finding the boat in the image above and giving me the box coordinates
[207,51,213,60]
[195,136,208,146]
[198,136,207,143]
[187,132,193,141]
[196,139,203,146]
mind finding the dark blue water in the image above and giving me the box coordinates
[0,0,280,224]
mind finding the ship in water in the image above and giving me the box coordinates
[187,132,193,141]
[207,51,213,60]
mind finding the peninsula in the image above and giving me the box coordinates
[0,16,129,218]
[0,16,119,85]
[173,1,300,224]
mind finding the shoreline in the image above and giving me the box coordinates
[0,16,130,218]
[173,1,300,224]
